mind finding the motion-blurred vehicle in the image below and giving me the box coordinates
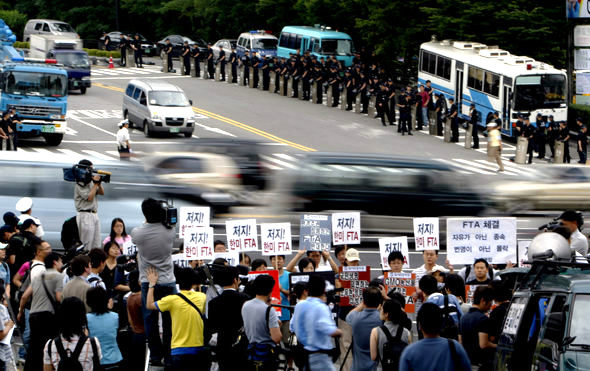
[181,139,268,190]
[490,165,590,212]
[122,79,196,138]
[212,39,237,59]
[156,35,207,58]
[284,153,487,216]
[23,19,78,42]
[99,31,157,56]
[236,30,278,58]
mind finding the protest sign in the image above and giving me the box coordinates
[446,217,517,265]
[261,223,292,256]
[172,253,191,268]
[122,240,137,256]
[179,207,210,237]
[384,272,416,313]
[332,212,361,245]
[183,227,214,260]
[225,219,258,252]
[518,240,532,267]
[378,237,410,269]
[300,214,332,251]
[208,251,240,266]
[464,284,488,305]
[339,266,371,306]
[413,217,440,251]
[248,269,282,315]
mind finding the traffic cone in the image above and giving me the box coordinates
[108,55,114,69]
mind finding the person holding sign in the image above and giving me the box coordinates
[387,251,404,273]
[270,255,293,355]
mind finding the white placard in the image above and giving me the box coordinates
[577,72,590,95]
[378,237,410,270]
[122,239,137,256]
[413,217,440,251]
[208,251,240,266]
[172,253,191,268]
[183,227,214,260]
[518,240,531,267]
[575,25,590,46]
[446,217,517,265]
[331,212,361,245]
[503,303,526,335]
[179,207,210,237]
[261,223,292,256]
[225,219,258,252]
[575,49,590,70]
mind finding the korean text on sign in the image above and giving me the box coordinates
[225,219,258,252]
[179,207,210,238]
[332,212,361,245]
[446,217,517,265]
[339,266,371,306]
[378,237,410,269]
[413,217,440,251]
[300,214,332,251]
[261,223,292,256]
[384,272,416,313]
[248,270,282,315]
[183,227,214,260]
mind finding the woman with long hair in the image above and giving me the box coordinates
[102,218,132,253]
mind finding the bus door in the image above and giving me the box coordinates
[455,62,464,114]
[301,37,310,52]
[502,77,513,133]
[308,38,316,52]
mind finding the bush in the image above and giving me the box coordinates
[82,48,121,58]
[0,10,27,42]
[13,41,29,49]
[568,104,590,127]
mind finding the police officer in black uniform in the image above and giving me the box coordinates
[192,43,201,78]
[448,97,459,142]
[547,115,558,157]
[103,32,111,51]
[119,34,127,66]
[164,38,173,72]
[133,34,143,68]
[229,47,238,83]
[328,66,340,107]
[386,79,396,125]
[301,59,311,100]
[251,52,260,88]
[522,117,536,164]
[181,41,191,75]
[240,50,250,86]
[435,93,446,136]
[534,113,546,159]
[344,69,355,111]
[206,43,214,79]
[514,114,524,137]
[559,121,571,163]
[359,71,368,113]
[217,46,226,81]
[469,103,480,149]
[290,59,300,98]
[376,83,388,126]
[261,56,270,90]
[313,64,324,104]
[273,57,281,93]
[398,92,413,135]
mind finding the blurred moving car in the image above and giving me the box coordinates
[99,31,157,56]
[284,153,487,216]
[24,19,79,42]
[212,39,237,59]
[157,35,207,57]
[491,165,590,212]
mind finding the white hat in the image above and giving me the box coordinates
[118,119,129,128]
[487,122,497,127]
[15,197,33,212]
[345,248,360,262]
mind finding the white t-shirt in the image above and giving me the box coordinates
[44,335,102,371]
[18,214,44,237]
[116,127,130,148]
[571,229,589,256]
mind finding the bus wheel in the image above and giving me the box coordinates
[44,134,63,146]
[80,87,87,94]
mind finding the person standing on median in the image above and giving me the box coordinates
[74,159,104,251]
[116,119,131,161]
[487,117,504,172]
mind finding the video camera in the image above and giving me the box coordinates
[63,163,111,185]
[157,200,177,228]
[117,253,137,272]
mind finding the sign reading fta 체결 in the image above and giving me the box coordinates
[179,207,210,238]
[446,217,517,265]
[413,217,439,250]
[261,223,292,256]
[300,214,332,251]
[378,237,410,269]
[183,227,214,260]
[332,212,361,245]
[225,219,258,252]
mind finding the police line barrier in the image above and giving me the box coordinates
[515,137,528,164]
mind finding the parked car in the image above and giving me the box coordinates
[283,153,487,216]
[23,19,79,42]
[156,35,207,58]
[212,39,237,59]
[99,31,157,56]
[122,79,196,138]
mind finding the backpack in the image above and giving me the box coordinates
[440,294,459,340]
[61,216,81,252]
[47,335,100,371]
[379,325,408,371]
[87,276,103,287]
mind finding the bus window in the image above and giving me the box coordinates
[279,33,290,47]
[309,38,316,51]
[421,51,436,75]
[295,34,302,50]
[288,33,297,49]
[484,72,500,97]
[436,56,451,80]
[321,39,353,56]
[468,67,484,91]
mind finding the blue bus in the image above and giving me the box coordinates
[277,26,354,66]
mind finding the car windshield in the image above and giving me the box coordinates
[569,294,590,347]
[4,72,67,97]
[252,38,277,50]
[51,23,75,33]
[514,74,567,110]
[230,41,237,48]
[54,52,90,68]
[149,91,189,106]
[321,39,353,56]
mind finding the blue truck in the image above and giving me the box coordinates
[0,20,69,146]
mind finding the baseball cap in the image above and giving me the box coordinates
[15,197,33,213]
[558,210,583,224]
[0,242,6,250]
[20,218,39,231]
[345,248,360,262]
[3,212,18,227]
[118,119,129,128]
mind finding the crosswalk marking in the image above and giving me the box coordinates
[91,67,163,77]
[81,150,118,160]
[32,148,53,155]
[435,158,496,175]
[455,159,520,176]
[259,154,299,169]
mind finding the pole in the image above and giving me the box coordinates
[115,0,120,31]
[568,17,574,105]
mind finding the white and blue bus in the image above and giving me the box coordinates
[236,30,278,59]
[277,26,354,67]
[418,39,567,137]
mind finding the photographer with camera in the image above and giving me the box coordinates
[74,159,104,251]
[130,198,176,368]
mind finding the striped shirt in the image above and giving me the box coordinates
[43,335,102,371]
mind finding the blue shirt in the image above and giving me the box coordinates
[290,297,337,351]
[0,263,9,290]
[278,270,290,321]
[87,312,123,365]
[399,337,471,371]
[425,293,463,324]
[346,309,382,371]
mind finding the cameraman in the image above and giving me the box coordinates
[74,159,104,251]
[131,198,176,368]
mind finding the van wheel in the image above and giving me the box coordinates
[184,132,192,138]
[80,87,87,94]
[123,110,132,128]
[143,120,151,137]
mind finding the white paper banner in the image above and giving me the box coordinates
[172,253,191,268]
[518,240,531,267]
[378,237,410,270]
[331,212,361,245]
[225,219,258,252]
[179,207,210,238]
[261,223,292,256]
[446,217,517,265]
[183,227,214,260]
[208,251,240,266]
[413,217,440,251]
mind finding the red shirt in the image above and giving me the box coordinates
[420,91,430,107]
[127,292,145,334]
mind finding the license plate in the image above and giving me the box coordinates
[145,48,151,53]
[170,127,180,133]
[41,125,55,133]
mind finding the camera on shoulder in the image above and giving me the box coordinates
[63,160,111,185]
[158,200,177,228]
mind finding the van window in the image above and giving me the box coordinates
[132,88,141,100]
[34,23,43,31]
[569,294,590,347]
[246,39,251,50]
[238,37,244,47]
[139,92,147,106]
[279,33,290,48]
[125,84,135,97]
[155,157,203,173]
[42,23,50,32]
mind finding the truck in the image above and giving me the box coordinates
[0,19,69,146]
[29,34,90,94]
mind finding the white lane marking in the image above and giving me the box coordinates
[194,122,236,137]
[260,161,281,170]
[67,115,116,137]
[57,149,84,158]
[91,75,192,81]
[435,158,495,175]
[81,150,118,160]
[455,159,519,176]
[274,153,298,162]
[259,154,298,169]
[65,127,78,136]
[32,148,53,155]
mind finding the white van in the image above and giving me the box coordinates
[23,19,79,42]
[122,80,196,138]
